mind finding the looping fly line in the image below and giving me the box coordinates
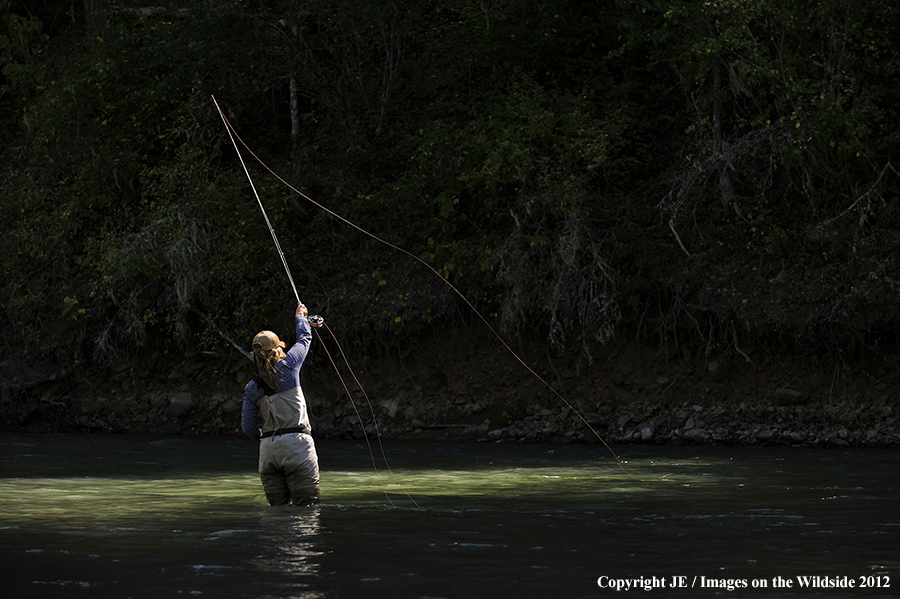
[212,95,646,483]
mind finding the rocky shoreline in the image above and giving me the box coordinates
[3,336,898,448]
[4,391,897,449]
[324,400,898,447]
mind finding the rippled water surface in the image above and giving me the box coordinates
[0,433,896,598]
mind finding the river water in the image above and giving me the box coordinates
[0,433,896,598]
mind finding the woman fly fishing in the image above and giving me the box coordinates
[241,302,320,506]
[214,95,644,489]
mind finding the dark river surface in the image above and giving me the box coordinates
[0,433,896,598]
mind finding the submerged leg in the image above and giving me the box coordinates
[283,434,320,506]
[290,483,320,507]
[259,441,291,506]
[259,467,292,506]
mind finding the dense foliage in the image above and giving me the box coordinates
[2,0,899,380]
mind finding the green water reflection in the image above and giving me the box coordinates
[0,450,727,526]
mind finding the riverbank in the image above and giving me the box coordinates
[3,332,898,447]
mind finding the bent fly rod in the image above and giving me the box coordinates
[211,95,646,482]
[214,96,418,505]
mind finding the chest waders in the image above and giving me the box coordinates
[256,378,320,506]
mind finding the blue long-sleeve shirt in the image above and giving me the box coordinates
[241,316,312,440]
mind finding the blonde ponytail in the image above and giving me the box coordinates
[251,330,286,390]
